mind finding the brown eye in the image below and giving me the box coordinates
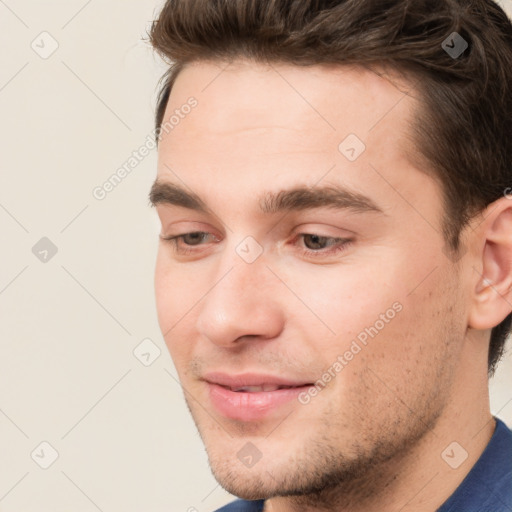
[160,231,221,257]
[295,233,353,260]
[182,232,209,245]
[303,234,335,250]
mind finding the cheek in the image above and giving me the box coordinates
[154,253,200,355]
[278,262,404,352]
[279,256,456,383]
[357,267,463,396]
[154,255,175,330]
[155,250,200,316]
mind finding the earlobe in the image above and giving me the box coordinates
[468,199,512,330]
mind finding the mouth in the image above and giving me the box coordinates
[222,384,306,392]
[203,372,314,421]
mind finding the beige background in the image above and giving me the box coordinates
[1,1,511,511]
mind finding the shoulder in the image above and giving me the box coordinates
[439,417,512,511]
[214,499,265,512]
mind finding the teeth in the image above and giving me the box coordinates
[232,386,266,392]
[232,384,291,392]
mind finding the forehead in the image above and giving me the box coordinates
[158,60,418,160]
[155,61,440,218]
[154,60,445,242]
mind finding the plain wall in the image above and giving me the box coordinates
[1,1,511,510]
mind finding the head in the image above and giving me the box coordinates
[148,0,512,502]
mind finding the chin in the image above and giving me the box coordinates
[208,458,274,500]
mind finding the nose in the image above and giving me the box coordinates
[195,256,285,348]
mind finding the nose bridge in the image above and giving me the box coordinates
[195,248,284,345]
[211,263,256,312]
[211,234,270,304]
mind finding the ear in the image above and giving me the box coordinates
[468,197,512,330]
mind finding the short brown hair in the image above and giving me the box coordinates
[149,0,512,374]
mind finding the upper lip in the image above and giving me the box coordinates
[203,372,313,389]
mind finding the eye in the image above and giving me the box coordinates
[177,232,209,246]
[160,231,218,255]
[160,231,353,260]
[296,233,353,258]
[302,234,340,250]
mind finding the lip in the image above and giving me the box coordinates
[203,372,314,421]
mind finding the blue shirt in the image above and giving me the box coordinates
[215,417,512,512]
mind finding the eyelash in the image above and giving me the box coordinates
[159,232,353,259]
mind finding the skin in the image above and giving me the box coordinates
[152,60,512,511]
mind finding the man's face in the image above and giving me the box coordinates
[152,61,469,499]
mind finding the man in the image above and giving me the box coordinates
[148,0,512,510]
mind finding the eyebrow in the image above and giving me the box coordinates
[148,179,383,215]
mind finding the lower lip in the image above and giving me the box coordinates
[207,383,312,421]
